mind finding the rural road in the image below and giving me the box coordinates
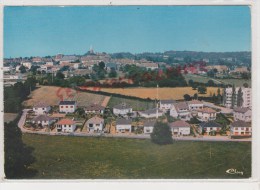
[203,101,233,114]
[18,109,31,130]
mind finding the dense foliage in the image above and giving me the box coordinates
[151,122,173,145]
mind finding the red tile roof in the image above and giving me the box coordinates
[56,118,75,125]
[198,107,216,114]
[170,120,190,128]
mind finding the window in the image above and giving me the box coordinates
[66,106,68,108]
[70,106,73,108]
[235,127,238,130]
[61,106,63,108]
[241,128,244,130]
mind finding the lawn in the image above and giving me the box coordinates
[23,86,108,107]
[4,113,18,123]
[21,134,251,179]
[108,96,156,111]
[96,87,220,100]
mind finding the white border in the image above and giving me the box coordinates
[0,1,259,190]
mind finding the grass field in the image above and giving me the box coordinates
[108,96,156,111]
[98,87,220,100]
[184,74,251,87]
[23,86,108,107]
[22,134,251,179]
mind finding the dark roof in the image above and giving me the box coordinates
[85,104,105,111]
[175,102,189,110]
[169,120,190,128]
[231,120,250,128]
[34,101,49,108]
[143,120,156,127]
[32,115,53,122]
[113,103,132,110]
[233,107,251,113]
[199,121,222,128]
[60,55,77,61]
[116,118,132,125]
[59,101,76,105]
[160,100,176,104]
[141,108,163,115]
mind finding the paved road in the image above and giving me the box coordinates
[18,109,31,130]
[203,101,233,114]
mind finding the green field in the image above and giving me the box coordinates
[184,74,251,87]
[21,134,251,179]
[108,96,156,111]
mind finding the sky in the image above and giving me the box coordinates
[4,6,251,58]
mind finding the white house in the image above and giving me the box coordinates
[59,101,77,113]
[84,104,105,114]
[31,114,55,127]
[143,120,156,134]
[170,102,191,121]
[230,120,251,137]
[3,66,12,72]
[33,102,51,115]
[197,107,217,122]
[56,118,76,133]
[159,99,176,112]
[22,62,32,69]
[233,107,252,122]
[139,108,163,118]
[169,120,191,136]
[86,116,104,133]
[115,118,132,133]
[198,121,222,135]
[113,103,133,116]
[188,100,204,110]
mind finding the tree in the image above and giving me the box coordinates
[150,122,173,145]
[108,68,117,78]
[183,94,191,101]
[237,87,243,107]
[19,65,26,73]
[188,79,194,87]
[217,88,222,105]
[4,121,37,178]
[98,61,105,70]
[56,71,65,79]
[222,87,226,106]
[207,80,215,87]
[243,83,249,88]
[198,86,207,94]
[231,85,236,108]
[193,93,198,100]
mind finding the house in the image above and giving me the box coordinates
[188,100,204,110]
[33,102,51,115]
[170,102,191,121]
[113,103,133,116]
[198,121,222,135]
[233,107,252,122]
[169,120,190,136]
[143,120,156,134]
[31,114,55,127]
[85,104,105,114]
[59,101,77,113]
[56,118,76,133]
[105,62,118,71]
[22,62,32,69]
[159,99,176,112]
[139,108,163,118]
[115,118,132,133]
[230,120,251,137]
[197,108,217,121]
[224,87,251,108]
[86,116,104,133]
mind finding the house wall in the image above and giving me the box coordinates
[113,108,132,115]
[188,104,203,110]
[139,112,163,118]
[33,106,51,115]
[198,112,216,121]
[59,105,76,113]
[116,124,132,133]
[159,103,173,111]
[233,111,252,122]
[57,124,76,133]
[230,126,252,136]
[87,123,103,132]
[171,127,190,135]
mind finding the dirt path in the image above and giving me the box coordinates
[101,96,111,107]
